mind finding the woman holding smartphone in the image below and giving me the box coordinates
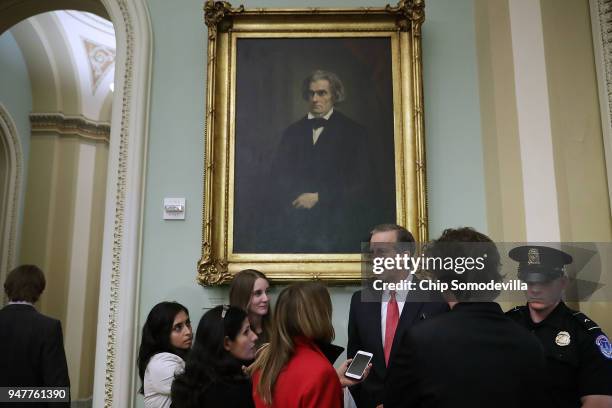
[229,269,271,347]
[137,301,192,408]
[250,282,369,408]
[171,305,258,407]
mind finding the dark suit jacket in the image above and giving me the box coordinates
[189,378,254,408]
[384,302,553,408]
[0,304,70,407]
[266,110,377,253]
[347,288,448,408]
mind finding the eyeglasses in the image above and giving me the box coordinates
[221,304,229,319]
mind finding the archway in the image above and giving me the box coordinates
[0,104,23,304]
[0,0,152,406]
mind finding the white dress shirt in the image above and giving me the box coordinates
[308,108,334,145]
[380,275,412,347]
[7,301,34,306]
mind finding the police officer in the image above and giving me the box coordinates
[506,245,612,408]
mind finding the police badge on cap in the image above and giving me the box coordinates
[509,246,573,283]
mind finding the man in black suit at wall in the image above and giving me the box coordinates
[384,228,552,408]
[0,265,70,406]
[347,224,448,408]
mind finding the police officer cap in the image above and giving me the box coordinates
[509,245,573,283]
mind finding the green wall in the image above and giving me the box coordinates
[423,0,486,237]
[0,30,32,261]
[137,0,485,401]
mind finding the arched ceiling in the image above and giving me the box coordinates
[0,0,109,35]
[9,9,115,122]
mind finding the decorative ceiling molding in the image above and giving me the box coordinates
[66,10,114,35]
[30,112,110,143]
[83,38,115,94]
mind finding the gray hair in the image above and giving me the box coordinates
[301,70,346,103]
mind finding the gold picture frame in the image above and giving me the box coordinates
[198,0,427,286]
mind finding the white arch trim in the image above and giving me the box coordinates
[0,104,23,304]
[91,0,151,407]
[590,0,612,217]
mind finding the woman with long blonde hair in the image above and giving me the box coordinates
[250,282,367,407]
[229,269,271,348]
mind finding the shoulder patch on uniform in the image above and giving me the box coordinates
[571,311,601,333]
[595,335,612,360]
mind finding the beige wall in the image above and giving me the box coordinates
[541,0,612,242]
[19,131,107,400]
[540,0,612,334]
[21,134,76,320]
[475,0,526,242]
[476,0,612,242]
[475,0,612,333]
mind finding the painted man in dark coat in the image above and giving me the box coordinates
[267,70,375,253]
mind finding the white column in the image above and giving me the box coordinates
[508,0,561,241]
[92,1,152,406]
[65,142,96,398]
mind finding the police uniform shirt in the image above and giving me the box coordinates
[507,302,612,408]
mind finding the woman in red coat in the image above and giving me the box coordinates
[250,282,356,408]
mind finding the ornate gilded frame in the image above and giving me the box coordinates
[198,0,427,285]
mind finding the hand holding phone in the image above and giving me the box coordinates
[345,350,373,380]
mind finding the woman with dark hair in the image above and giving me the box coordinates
[171,305,258,408]
[229,269,271,347]
[137,301,192,408]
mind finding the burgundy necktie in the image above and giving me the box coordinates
[384,291,399,366]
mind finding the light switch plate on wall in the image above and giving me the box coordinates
[163,197,186,220]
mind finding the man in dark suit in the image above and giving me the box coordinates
[347,224,449,408]
[0,265,70,406]
[384,227,552,408]
[268,69,379,253]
